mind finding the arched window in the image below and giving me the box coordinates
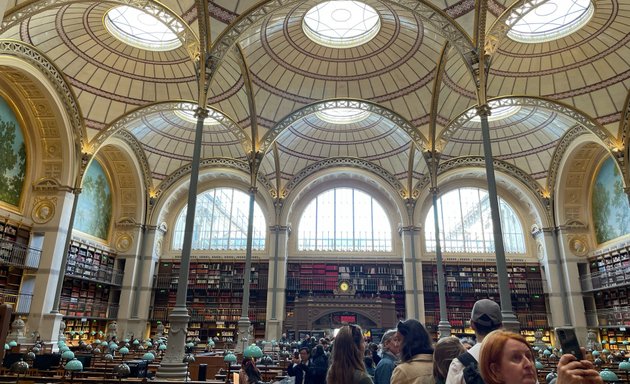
[172,188,266,251]
[424,187,525,254]
[298,188,392,252]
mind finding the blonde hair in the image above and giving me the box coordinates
[433,336,466,382]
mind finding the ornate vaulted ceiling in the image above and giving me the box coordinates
[2,0,628,202]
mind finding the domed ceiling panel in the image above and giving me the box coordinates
[441,103,579,188]
[226,1,453,136]
[125,109,247,183]
[269,112,415,192]
[1,3,198,140]
[435,48,478,141]
[487,1,630,128]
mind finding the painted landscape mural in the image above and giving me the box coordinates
[592,157,630,244]
[0,96,26,207]
[74,160,112,240]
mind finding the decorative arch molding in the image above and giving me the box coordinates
[111,129,153,200]
[621,89,630,189]
[154,157,275,206]
[208,0,475,83]
[415,155,550,224]
[259,99,428,155]
[0,39,84,151]
[308,307,379,327]
[90,101,251,155]
[283,157,405,199]
[547,125,591,205]
[440,96,616,147]
[0,0,200,61]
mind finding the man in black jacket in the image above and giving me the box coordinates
[288,347,311,384]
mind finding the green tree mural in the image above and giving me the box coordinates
[0,98,26,207]
[592,157,630,244]
[74,160,112,240]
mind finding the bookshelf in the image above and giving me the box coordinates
[585,247,630,328]
[422,261,549,335]
[65,241,119,285]
[60,240,119,341]
[152,260,268,345]
[285,261,406,322]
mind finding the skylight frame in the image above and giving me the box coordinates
[104,5,184,51]
[302,1,381,48]
[316,108,371,124]
[506,0,594,43]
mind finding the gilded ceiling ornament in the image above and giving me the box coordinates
[568,236,589,257]
[31,197,56,224]
[115,233,133,253]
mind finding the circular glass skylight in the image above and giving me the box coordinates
[506,0,594,43]
[105,5,183,51]
[303,1,380,48]
[174,108,220,126]
[316,108,370,124]
[470,105,521,122]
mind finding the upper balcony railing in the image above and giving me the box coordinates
[0,238,41,269]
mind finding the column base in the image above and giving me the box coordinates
[39,312,65,350]
[236,317,252,354]
[154,361,190,380]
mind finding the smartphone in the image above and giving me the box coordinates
[555,327,584,360]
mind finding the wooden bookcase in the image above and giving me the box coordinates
[285,261,406,322]
[60,240,119,340]
[585,247,630,327]
[152,259,268,345]
[423,261,549,335]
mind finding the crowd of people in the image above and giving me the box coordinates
[268,298,605,384]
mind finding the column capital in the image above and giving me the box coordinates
[476,104,491,118]
[398,225,421,235]
[269,225,291,234]
[193,106,209,119]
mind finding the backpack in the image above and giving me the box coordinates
[457,351,485,384]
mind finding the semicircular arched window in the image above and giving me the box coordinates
[172,188,266,251]
[424,187,525,254]
[298,187,392,252]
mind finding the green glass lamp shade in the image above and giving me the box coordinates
[11,359,29,373]
[94,339,101,345]
[158,344,167,351]
[104,353,114,362]
[535,360,544,370]
[58,340,66,347]
[592,350,601,357]
[59,346,70,353]
[545,372,557,384]
[543,349,551,356]
[251,345,263,358]
[207,339,215,347]
[602,349,610,355]
[600,369,619,382]
[224,352,237,363]
[8,340,17,347]
[133,339,140,345]
[619,361,630,371]
[93,348,101,354]
[610,340,617,345]
[186,342,195,348]
[109,342,119,350]
[145,341,153,347]
[183,354,195,364]
[61,350,75,360]
[119,347,130,355]
[142,352,156,361]
[65,358,84,371]
[90,331,96,336]
[114,363,131,378]
[3,344,9,350]
[100,341,109,347]
[123,339,130,343]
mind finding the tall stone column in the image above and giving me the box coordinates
[116,223,162,339]
[399,224,423,322]
[27,187,77,345]
[556,225,590,341]
[265,223,289,341]
[537,227,571,328]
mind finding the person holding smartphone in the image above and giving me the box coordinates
[557,352,603,384]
